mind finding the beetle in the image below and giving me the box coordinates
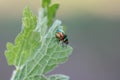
[55,28,69,46]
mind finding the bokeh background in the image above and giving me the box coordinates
[0,0,120,80]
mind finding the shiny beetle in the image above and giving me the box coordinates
[55,28,69,46]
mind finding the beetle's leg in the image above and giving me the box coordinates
[62,41,65,47]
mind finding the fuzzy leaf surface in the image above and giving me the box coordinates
[5,7,73,80]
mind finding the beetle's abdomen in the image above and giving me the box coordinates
[56,32,64,40]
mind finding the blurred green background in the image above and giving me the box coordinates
[0,0,120,80]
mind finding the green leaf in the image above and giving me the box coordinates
[41,0,59,27]
[48,4,59,26]
[48,74,70,80]
[42,0,51,8]
[12,18,72,79]
[5,7,39,66]
[5,1,73,80]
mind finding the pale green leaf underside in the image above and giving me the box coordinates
[48,74,70,80]
[5,7,72,80]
